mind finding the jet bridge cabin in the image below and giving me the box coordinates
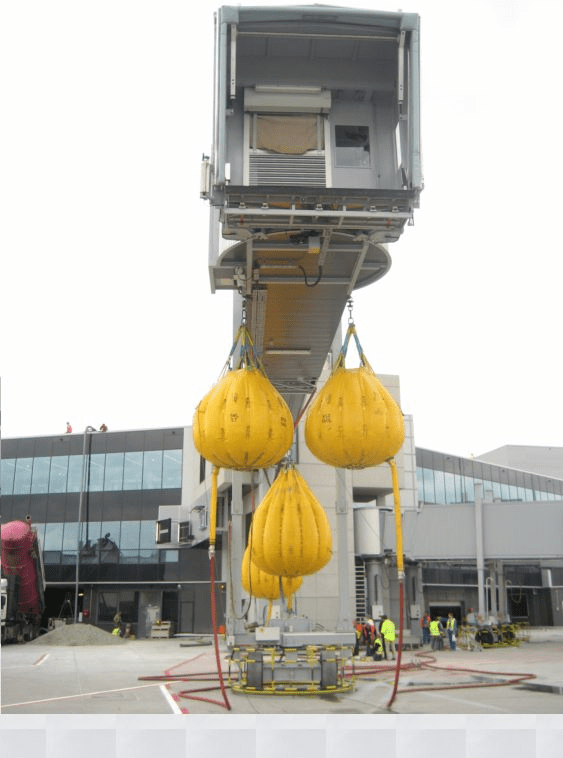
[201,6,422,418]
[202,5,422,237]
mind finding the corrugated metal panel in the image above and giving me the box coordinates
[249,154,326,186]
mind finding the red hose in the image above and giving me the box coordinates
[209,552,231,710]
[386,579,404,709]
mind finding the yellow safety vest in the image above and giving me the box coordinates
[429,620,441,636]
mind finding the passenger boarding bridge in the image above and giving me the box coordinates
[202,4,422,416]
[197,5,422,666]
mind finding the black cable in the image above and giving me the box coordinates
[298,265,323,287]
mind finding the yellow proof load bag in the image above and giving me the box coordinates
[249,463,332,578]
[241,545,302,602]
[305,323,404,468]
[193,326,294,470]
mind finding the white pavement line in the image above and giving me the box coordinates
[425,689,508,712]
[159,684,183,714]
[1,682,166,710]
[33,654,50,667]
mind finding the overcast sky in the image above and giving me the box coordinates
[2,0,562,460]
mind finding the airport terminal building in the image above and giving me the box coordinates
[2,393,563,637]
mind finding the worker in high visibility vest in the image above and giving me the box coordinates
[419,611,431,645]
[429,616,444,651]
[380,615,396,661]
[372,634,384,661]
[353,619,363,656]
[446,612,458,651]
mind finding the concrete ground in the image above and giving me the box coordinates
[1,628,562,715]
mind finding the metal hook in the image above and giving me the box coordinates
[347,297,354,324]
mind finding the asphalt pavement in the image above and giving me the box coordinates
[1,627,562,715]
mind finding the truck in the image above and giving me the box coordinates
[1,517,46,643]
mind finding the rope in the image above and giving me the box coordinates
[334,323,372,373]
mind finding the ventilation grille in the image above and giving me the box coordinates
[249,153,326,186]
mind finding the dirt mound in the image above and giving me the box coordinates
[31,623,127,646]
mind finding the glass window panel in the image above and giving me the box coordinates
[118,590,139,622]
[482,480,494,499]
[433,470,445,503]
[49,456,69,493]
[139,549,158,563]
[62,522,78,551]
[453,472,462,502]
[100,522,121,549]
[61,549,77,564]
[163,449,182,488]
[31,456,51,494]
[84,521,102,545]
[120,550,140,564]
[508,485,519,501]
[160,549,179,563]
[335,125,371,167]
[444,472,456,504]
[13,458,33,495]
[43,550,62,565]
[97,592,118,622]
[143,451,163,489]
[421,467,435,503]
[67,455,84,493]
[98,528,120,563]
[34,523,46,549]
[104,453,124,491]
[87,454,105,492]
[139,520,155,549]
[473,478,484,495]
[43,523,64,552]
[1,458,16,495]
[121,521,141,550]
[463,476,475,502]
[123,452,143,489]
[79,521,99,562]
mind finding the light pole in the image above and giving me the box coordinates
[74,426,96,623]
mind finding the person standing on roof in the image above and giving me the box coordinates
[66,422,72,433]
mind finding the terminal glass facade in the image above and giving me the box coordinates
[2,449,182,495]
[416,448,563,505]
[0,428,221,633]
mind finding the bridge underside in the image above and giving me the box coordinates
[211,225,394,417]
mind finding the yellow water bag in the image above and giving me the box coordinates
[305,364,404,469]
[241,545,302,601]
[193,366,294,470]
[250,463,332,578]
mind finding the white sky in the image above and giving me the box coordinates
[2,0,562,459]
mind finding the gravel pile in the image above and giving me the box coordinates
[31,623,127,646]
